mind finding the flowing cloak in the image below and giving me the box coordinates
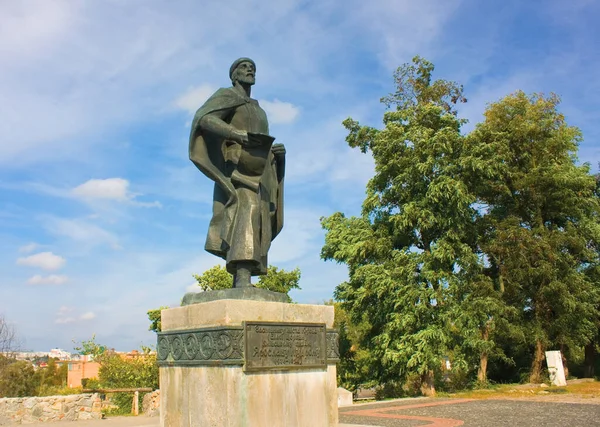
[188,87,284,274]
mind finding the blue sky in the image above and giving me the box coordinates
[1,0,598,352]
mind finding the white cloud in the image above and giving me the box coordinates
[80,312,96,320]
[0,1,73,61]
[269,208,323,264]
[71,178,162,208]
[16,252,66,271]
[185,282,202,293]
[351,0,463,69]
[27,275,69,285]
[259,99,300,124]
[173,84,216,115]
[72,178,130,201]
[18,243,39,253]
[55,317,76,324]
[57,306,73,315]
[44,217,121,250]
[55,306,76,324]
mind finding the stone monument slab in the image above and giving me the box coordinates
[545,350,567,386]
[159,300,338,427]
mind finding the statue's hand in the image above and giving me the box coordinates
[272,143,286,157]
[229,129,249,145]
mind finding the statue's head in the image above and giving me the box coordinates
[229,57,256,87]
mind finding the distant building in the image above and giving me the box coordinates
[67,355,100,388]
[49,348,72,360]
[15,348,72,361]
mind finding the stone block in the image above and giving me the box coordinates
[162,299,335,331]
[337,387,353,407]
[545,350,567,386]
[22,398,36,409]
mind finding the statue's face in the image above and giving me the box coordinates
[233,61,256,86]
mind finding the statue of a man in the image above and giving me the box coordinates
[189,58,285,288]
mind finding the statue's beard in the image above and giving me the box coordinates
[236,75,255,86]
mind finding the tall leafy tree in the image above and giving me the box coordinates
[583,170,600,378]
[322,57,492,395]
[467,91,600,382]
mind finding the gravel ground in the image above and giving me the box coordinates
[21,398,600,426]
[340,398,600,427]
[22,416,372,427]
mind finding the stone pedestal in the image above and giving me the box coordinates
[158,299,339,427]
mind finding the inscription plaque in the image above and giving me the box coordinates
[244,322,327,371]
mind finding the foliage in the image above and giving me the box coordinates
[0,359,36,397]
[193,265,232,291]
[0,354,68,398]
[192,264,301,299]
[327,300,372,392]
[34,358,68,396]
[466,91,600,382]
[321,56,600,395]
[96,350,158,391]
[322,56,482,396]
[148,265,301,332]
[96,349,158,414]
[71,336,158,413]
[255,266,301,301]
[147,306,169,333]
[73,334,107,356]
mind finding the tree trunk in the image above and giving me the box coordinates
[529,339,545,384]
[583,342,595,378]
[420,371,436,397]
[478,352,488,383]
[560,344,569,379]
[477,324,490,383]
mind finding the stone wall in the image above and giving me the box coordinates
[142,390,160,417]
[0,394,101,425]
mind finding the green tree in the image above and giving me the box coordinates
[35,357,69,395]
[192,265,301,298]
[73,337,158,414]
[0,360,37,397]
[326,300,371,392]
[148,265,301,332]
[467,91,600,383]
[255,266,301,301]
[193,265,232,291]
[583,171,600,378]
[73,334,107,356]
[322,56,484,396]
[147,306,169,334]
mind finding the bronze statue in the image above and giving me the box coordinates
[189,58,285,288]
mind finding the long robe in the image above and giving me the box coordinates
[188,87,284,275]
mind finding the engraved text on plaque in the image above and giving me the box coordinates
[244,322,327,371]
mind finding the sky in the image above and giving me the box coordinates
[1,0,599,352]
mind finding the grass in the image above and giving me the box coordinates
[440,380,600,400]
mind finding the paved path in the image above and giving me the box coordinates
[340,397,600,426]
[23,418,371,427]
[23,398,600,426]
